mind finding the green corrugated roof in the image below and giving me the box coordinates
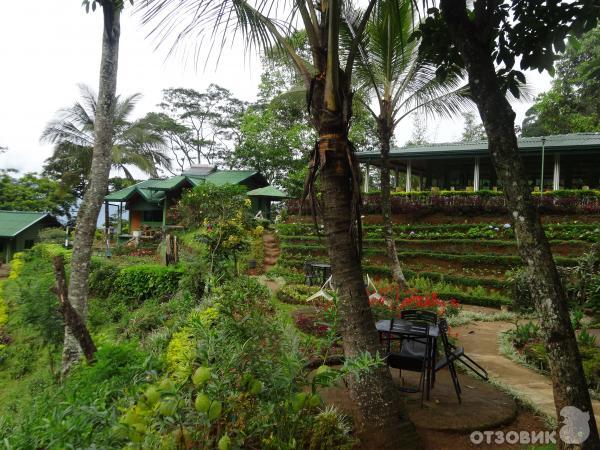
[356,132,600,161]
[105,171,261,203]
[0,211,50,237]
[204,170,258,186]
[145,175,190,191]
[247,186,288,198]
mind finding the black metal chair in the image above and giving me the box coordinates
[435,318,489,404]
[304,261,318,286]
[383,310,438,406]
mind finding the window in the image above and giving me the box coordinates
[143,210,163,223]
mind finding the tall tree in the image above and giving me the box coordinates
[155,85,247,168]
[350,0,468,286]
[522,26,600,137]
[140,1,420,446]
[461,112,486,142]
[417,1,600,446]
[62,0,124,375]
[41,85,171,196]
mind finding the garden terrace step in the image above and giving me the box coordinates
[279,238,590,257]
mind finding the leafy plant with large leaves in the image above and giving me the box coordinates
[41,85,171,188]
[139,0,421,446]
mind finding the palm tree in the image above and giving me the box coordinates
[59,0,124,376]
[41,84,171,183]
[349,0,469,286]
[140,1,420,447]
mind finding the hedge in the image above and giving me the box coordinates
[286,189,600,215]
[279,246,579,268]
[114,264,184,302]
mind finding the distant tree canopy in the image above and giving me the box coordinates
[522,26,600,137]
[461,112,486,142]
[0,171,74,218]
[143,84,246,173]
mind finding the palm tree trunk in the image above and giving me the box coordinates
[379,122,408,288]
[319,132,421,449]
[440,3,599,447]
[62,2,121,376]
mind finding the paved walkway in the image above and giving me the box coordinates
[455,319,600,427]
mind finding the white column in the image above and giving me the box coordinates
[553,154,560,191]
[364,163,370,193]
[473,157,480,192]
[405,160,412,192]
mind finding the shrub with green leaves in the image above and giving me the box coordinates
[115,264,184,302]
[1,343,157,449]
[116,276,356,449]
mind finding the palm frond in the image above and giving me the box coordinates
[139,1,294,68]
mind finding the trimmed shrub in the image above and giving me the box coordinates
[115,264,184,302]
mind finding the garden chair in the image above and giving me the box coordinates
[304,261,319,286]
[306,275,334,302]
[434,318,488,403]
[383,309,438,406]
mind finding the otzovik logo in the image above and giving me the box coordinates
[559,406,591,445]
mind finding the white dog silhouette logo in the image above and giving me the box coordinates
[559,406,590,444]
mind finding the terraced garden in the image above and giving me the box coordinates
[275,220,600,309]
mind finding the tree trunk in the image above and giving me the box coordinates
[319,132,421,449]
[62,2,121,376]
[52,255,97,365]
[379,121,408,288]
[440,3,599,447]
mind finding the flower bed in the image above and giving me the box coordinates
[286,189,600,215]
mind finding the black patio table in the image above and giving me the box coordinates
[310,262,331,285]
[376,319,440,400]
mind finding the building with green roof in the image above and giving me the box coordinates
[0,211,60,263]
[356,133,600,192]
[104,165,288,233]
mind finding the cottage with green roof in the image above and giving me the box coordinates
[104,165,288,233]
[0,211,60,263]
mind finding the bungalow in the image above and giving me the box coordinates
[104,165,288,233]
[357,133,600,192]
[0,211,60,263]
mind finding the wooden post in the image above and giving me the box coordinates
[52,255,97,364]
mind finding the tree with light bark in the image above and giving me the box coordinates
[62,0,126,376]
[140,0,420,446]
[348,0,469,286]
[416,1,600,447]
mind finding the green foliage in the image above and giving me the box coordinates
[2,343,156,449]
[41,85,170,201]
[89,258,122,298]
[522,26,600,136]
[115,264,184,302]
[178,183,253,276]
[117,276,355,449]
[38,227,67,244]
[0,171,74,218]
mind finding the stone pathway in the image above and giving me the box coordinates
[454,318,600,427]
[262,232,280,272]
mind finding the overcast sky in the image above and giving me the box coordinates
[0,2,553,176]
